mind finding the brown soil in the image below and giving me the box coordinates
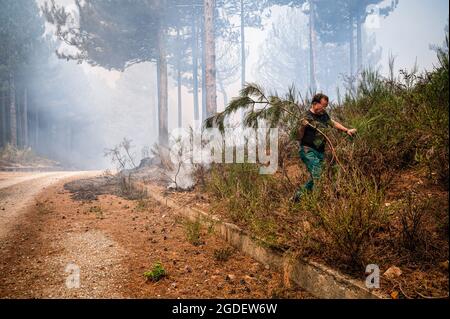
[0,172,311,299]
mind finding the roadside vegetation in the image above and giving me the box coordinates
[200,35,449,298]
[0,144,58,168]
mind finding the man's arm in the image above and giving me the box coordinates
[331,119,357,136]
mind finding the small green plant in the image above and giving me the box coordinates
[184,219,202,246]
[213,248,234,262]
[143,262,167,282]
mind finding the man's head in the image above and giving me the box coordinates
[311,93,329,114]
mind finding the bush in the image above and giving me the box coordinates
[144,262,166,282]
[394,191,447,262]
[399,192,428,252]
[332,37,449,188]
[184,219,202,246]
[205,163,283,248]
[301,169,388,267]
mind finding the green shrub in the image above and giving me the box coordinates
[144,262,166,282]
[184,219,202,246]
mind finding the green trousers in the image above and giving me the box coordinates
[296,145,325,196]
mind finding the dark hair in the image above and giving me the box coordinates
[312,93,329,105]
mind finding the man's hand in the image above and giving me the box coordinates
[346,128,357,136]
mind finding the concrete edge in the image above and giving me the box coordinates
[139,183,387,299]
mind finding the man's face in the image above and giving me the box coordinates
[312,98,329,114]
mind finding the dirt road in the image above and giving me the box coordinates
[0,171,98,240]
[0,171,310,299]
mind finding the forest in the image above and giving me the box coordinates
[0,0,448,301]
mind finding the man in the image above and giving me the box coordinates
[294,93,357,202]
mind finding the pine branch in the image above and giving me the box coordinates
[203,83,347,173]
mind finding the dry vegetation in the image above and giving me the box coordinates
[197,35,449,298]
[0,144,59,168]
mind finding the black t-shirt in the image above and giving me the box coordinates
[301,110,333,153]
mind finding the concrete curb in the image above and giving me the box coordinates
[141,183,386,299]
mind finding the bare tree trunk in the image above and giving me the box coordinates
[218,78,228,107]
[191,5,200,122]
[204,0,217,111]
[17,93,23,148]
[177,28,183,128]
[34,106,39,149]
[23,88,28,148]
[201,17,207,121]
[9,71,17,147]
[1,91,6,147]
[240,0,246,89]
[308,0,317,92]
[157,26,168,146]
[204,0,217,118]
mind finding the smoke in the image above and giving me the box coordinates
[10,0,446,172]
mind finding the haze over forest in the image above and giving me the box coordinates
[1,0,448,169]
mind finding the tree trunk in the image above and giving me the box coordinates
[157,26,169,146]
[34,106,39,149]
[17,93,23,148]
[201,17,207,121]
[240,0,246,89]
[23,88,28,148]
[1,91,6,148]
[308,0,317,92]
[9,71,17,147]
[191,5,200,122]
[177,28,183,128]
[218,78,228,107]
[204,0,217,118]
